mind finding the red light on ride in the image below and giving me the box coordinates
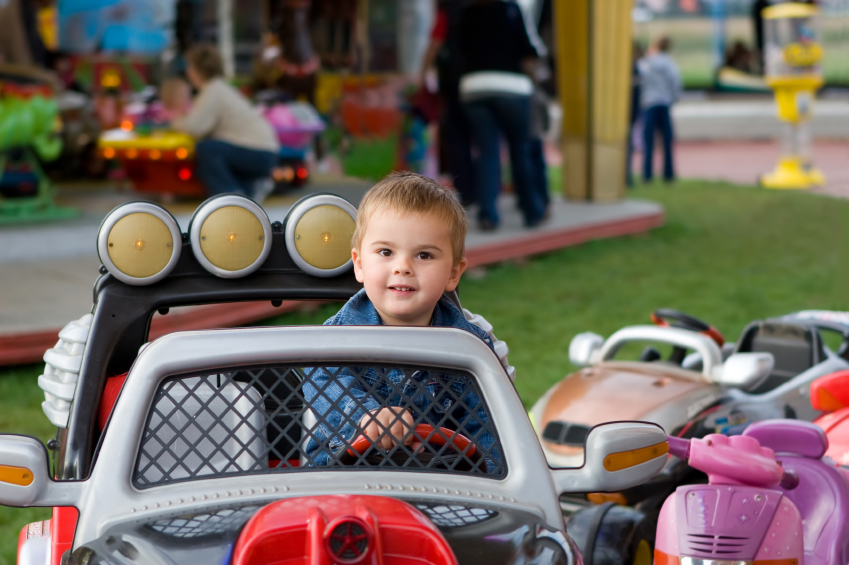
[324,516,372,564]
[178,167,192,181]
[296,167,308,180]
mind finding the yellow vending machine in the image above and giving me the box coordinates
[760,3,825,189]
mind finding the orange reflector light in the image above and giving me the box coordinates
[176,147,188,160]
[603,441,669,472]
[587,492,629,505]
[296,167,308,180]
[272,168,285,182]
[125,149,138,159]
[178,167,192,181]
[149,149,161,160]
[0,464,33,486]
[102,147,115,159]
[120,120,133,131]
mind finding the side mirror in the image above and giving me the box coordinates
[0,435,82,507]
[552,422,667,494]
[569,332,604,367]
[712,353,774,390]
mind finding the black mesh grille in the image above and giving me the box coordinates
[133,365,505,488]
[414,503,497,528]
[147,505,261,539]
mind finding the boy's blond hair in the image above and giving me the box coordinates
[352,172,468,264]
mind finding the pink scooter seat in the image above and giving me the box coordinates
[744,420,849,565]
[743,419,828,459]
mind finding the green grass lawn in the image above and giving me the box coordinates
[1,179,847,564]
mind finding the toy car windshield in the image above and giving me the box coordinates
[133,361,506,489]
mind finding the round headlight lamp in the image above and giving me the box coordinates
[285,194,357,277]
[97,202,181,285]
[189,195,272,278]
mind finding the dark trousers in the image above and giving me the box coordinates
[195,139,277,197]
[529,137,550,209]
[440,97,476,206]
[463,95,545,226]
[642,104,675,182]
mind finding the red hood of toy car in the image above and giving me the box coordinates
[231,494,457,565]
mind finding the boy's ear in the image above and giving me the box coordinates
[444,257,468,292]
[352,248,364,283]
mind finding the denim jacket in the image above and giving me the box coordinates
[302,289,502,471]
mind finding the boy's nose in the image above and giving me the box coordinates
[393,258,413,275]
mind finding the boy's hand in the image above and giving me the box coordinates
[359,407,414,450]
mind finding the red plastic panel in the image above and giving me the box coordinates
[98,373,128,432]
[816,408,849,465]
[232,495,457,565]
[51,507,78,565]
[811,370,849,412]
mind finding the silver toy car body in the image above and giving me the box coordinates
[3,326,668,565]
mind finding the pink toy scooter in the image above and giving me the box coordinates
[656,420,849,565]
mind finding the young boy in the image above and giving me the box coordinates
[302,172,501,469]
[158,77,192,123]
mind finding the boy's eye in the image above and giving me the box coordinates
[416,252,432,260]
[377,249,392,257]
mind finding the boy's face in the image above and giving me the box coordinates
[352,210,467,327]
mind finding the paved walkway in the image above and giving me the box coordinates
[673,97,849,141]
[669,140,849,198]
[0,176,664,365]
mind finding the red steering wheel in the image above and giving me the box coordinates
[651,308,725,346]
[347,424,476,458]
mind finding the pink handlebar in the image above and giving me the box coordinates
[667,436,690,460]
[667,433,785,488]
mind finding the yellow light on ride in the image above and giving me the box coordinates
[97,202,182,285]
[106,213,174,279]
[176,147,188,160]
[102,147,115,159]
[294,205,355,271]
[199,207,265,271]
[125,148,138,159]
[101,72,121,88]
[285,195,357,277]
[150,149,161,160]
[190,195,272,278]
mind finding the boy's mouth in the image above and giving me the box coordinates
[388,285,415,293]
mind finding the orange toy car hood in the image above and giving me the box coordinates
[539,361,712,457]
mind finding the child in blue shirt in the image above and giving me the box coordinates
[303,172,501,470]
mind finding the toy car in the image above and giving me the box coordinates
[6,195,670,564]
[531,309,849,470]
[531,309,849,565]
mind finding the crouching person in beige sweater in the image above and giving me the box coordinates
[171,44,279,200]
